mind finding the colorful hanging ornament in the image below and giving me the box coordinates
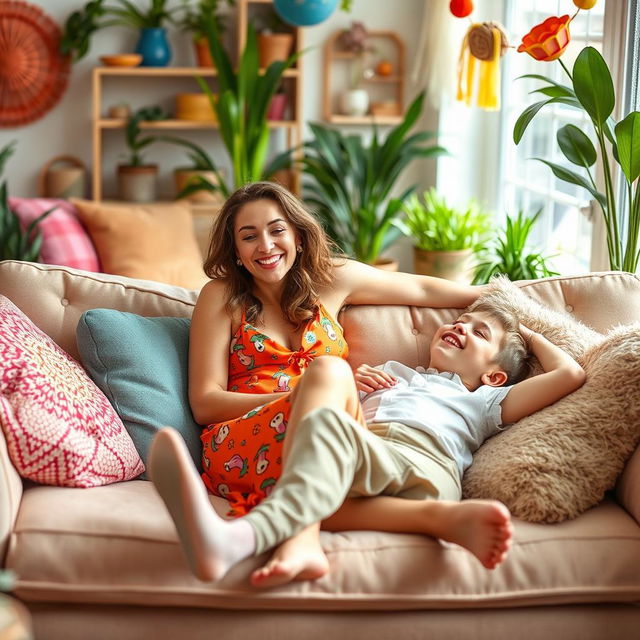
[456,22,508,111]
[517,15,572,62]
[449,0,474,19]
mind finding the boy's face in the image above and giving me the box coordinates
[429,311,508,391]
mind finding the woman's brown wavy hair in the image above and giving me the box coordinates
[203,182,340,327]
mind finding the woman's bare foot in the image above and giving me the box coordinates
[429,500,513,569]
[148,428,256,582]
[250,526,329,589]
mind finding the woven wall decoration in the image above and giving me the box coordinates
[0,1,71,127]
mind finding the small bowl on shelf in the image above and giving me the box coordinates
[99,54,143,67]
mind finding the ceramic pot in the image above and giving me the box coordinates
[193,36,214,67]
[117,165,158,202]
[267,93,288,120]
[340,89,369,117]
[174,168,222,204]
[413,247,474,283]
[258,33,294,68]
[135,28,171,67]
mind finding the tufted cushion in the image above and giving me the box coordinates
[462,278,640,522]
[9,197,100,271]
[0,295,144,487]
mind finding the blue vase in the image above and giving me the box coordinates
[135,28,172,67]
[274,0,339,27]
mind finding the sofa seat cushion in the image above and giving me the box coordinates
[8,482,640,610]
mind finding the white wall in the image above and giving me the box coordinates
[0,0,433,270]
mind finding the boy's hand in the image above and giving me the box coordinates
[519,324,536,347]
[354,364,397,394]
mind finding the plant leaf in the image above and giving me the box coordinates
[572,46,615,127]
[513,97,580,144]
[615,111,640,184]
[557,124,597,168]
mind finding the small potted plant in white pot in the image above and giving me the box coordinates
[338,21,373,117]
[393,188,493,283]
[117,106,166,203]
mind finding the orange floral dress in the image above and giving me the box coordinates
[201,304,350,516]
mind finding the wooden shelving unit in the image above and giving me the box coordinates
[323,30,405,125]
[91,0,303,202]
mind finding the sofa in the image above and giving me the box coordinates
[1,259,639,640]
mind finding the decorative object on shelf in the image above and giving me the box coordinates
[117,105,166,202]
[472,210,558,284]
[61,0,181,64]
[38,155,87,199]
[267,86,288,121]
[194,16,300,195]
[177,0,235,68]
[0,0,71,128]
[99,53,142,66]
[107,102,131,119]
[273,0,352,27]
[175,93,217,121]
[256,5,295,68]
[323,28,404,124]
[393,188,492,283]
[514,2,639,272]
[290,92,448,265]
[0,141,55,261]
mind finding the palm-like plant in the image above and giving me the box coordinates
[472,210,558,284]
[123,106,166,167]
[298,92,447,264]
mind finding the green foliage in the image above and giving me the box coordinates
[293,92,447,264]
[123,106,167,167]
[393,188,492,252]
[514,46,640,272]
[195,17,300,196]
[177,0,234,39]
[472,210,558,284]
[61,0,183,61]
[0,142,54,262]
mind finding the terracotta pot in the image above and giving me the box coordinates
[117,165,158,203]
[413,247,474,283]
[258,33,294,68]
[373,256,399,272]
[175,93,217,122]
[193,36,214,68]
[174,168,223,204]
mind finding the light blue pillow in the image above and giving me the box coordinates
[76,310,202,478]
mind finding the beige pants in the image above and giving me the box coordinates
[245,407,461,553]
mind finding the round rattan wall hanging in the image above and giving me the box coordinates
[0,1,71,128]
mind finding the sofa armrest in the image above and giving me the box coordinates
[617,444,640,525]
[0,427,22,565]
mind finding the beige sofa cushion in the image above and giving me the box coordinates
[8,482,640,609]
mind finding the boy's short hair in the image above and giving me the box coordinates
[472,301,531,385]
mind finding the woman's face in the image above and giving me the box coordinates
[233,199,300,285]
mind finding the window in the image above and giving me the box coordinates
[498,1,607,274]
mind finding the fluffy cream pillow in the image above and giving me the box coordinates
[461,276,640,522]
[71,199,209,290]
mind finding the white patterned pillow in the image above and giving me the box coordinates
[0,296,144,486]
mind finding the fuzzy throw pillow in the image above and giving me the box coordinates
[0,296,145,486]
[462,277,640,522]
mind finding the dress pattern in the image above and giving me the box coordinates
[201,304,349,515]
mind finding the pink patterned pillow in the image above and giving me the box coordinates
[8,197,100,271]
[0,296,144,487]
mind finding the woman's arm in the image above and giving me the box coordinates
[500,327,586,424]
[330,259,483,310]
[188,280,285,425]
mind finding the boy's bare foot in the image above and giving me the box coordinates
[149,428,256,582]
[250,526,329,588]
[430,500,513,570]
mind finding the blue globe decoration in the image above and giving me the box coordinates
[274,0,339,27]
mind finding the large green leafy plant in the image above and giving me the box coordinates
[0,142,53,262]
[515,46,640,272]
[297,92,447,264]
[472,210,558,284]
[394,188,492,252]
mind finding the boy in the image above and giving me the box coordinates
[149,301,586,582]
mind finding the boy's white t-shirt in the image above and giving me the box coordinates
[360,360,513,477]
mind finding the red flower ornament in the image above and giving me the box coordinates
[517,15,571,62]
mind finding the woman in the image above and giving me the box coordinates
[189,182,483,587]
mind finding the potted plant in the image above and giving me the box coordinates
[191,16,300,194]
[293,91,448,266]
[0,142,54,261]
[117,106,166,202]
[61,0,182,66]
[472,210,558,284]
[338,21,372,116]
[177,0,235,68]
[393,188,492,283]
[515,39,640,272]
[256,6,295,69]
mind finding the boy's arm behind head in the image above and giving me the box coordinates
[499,329,586,424]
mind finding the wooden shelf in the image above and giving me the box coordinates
[327,114,403,125]
[97,118,298,129]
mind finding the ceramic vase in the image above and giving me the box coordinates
[340,89,370,117]
[135,28,171,67]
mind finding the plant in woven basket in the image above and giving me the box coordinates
[0,142,54,261]
[472,210,558,284]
